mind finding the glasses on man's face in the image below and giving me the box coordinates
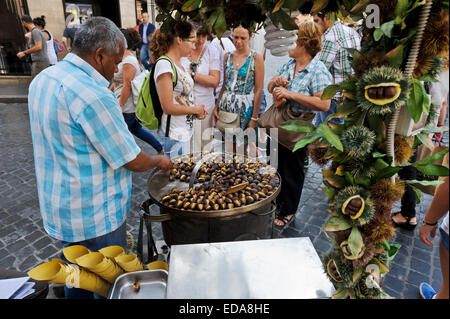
[183,37,196,43]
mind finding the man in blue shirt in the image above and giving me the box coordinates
[138,12,155,70]
[28,17,173,299]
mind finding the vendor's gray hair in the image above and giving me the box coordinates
[72,16,127,55]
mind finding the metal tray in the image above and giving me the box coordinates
[108,270,168,299]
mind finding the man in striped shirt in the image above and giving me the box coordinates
[28,17,173,298]
[313,10,361,125]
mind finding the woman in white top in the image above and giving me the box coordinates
[111,28,162,153]
[181,23,220,151]
[150,21,208,158]
[32,16,58,65]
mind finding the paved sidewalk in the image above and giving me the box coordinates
[0,84,28,103]
[0,101,446,299]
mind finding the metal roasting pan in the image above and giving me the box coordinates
[108,270,168,299]
[146,152,281,220]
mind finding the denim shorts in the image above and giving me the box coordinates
[440,227,449,251]
[157,130,190,158]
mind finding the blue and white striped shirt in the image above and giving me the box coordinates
[28,53,141,242]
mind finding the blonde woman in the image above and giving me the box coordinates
[267,21,332,227]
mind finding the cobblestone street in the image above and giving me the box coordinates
[0,100,446,299]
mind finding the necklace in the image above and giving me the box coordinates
[189,42,207,69]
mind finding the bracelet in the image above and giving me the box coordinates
[251,117,259,121]
[422,219,438,227]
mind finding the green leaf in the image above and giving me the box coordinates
[380,20,395,38]
[374,158,389,171]
[181,0,201,12]
[354,176,372,188]
[318,124,344,151]
[332,287,349,299]
[345,171,355,185]
[414,164,449,177]
[422,92,430,116]
[414,149,449,166]
[373,28,384,41]
[324,217,353,232]
[417,75,439,82]
[373,152,387,158]
[310,0,329,14]
[406,179,445,186]
[350,0,369,14]
[321,84,341,100]
[409,184,422,204]
[407,79,425,123]
[213,8,227,38]
[416,132,434,150]
[395,0,409,17]
[348,226,364,257]
[384,44,404,68]
[272,0,285,13]
[375,166,402,179]
[293,135,319,152]
[280,119,315,133]
[387,244,401,261]
[322,186,337,199]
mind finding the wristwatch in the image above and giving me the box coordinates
[191,71,196,79]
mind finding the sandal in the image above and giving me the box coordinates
[274,214,295,228]
[391,212,417,230]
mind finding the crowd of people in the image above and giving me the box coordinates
[22,10,448,300]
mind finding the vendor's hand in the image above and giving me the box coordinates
[273,92,287,108]
[17,51,25,59]
[212,107,219,126]
[419,223,438,247]
[156,155,174,172]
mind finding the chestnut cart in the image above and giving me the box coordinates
[136,152,280,263]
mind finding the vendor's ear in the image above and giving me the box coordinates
[94,47,106,65]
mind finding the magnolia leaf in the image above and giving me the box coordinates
[423,92,430,116]
[414,148,449,166]
[348,226,364,257]
[414,164,449,177]
[406,179,445,186]
[387,244,401,260]
[417,75,439,82]
[332,287,349,299]
[409,184,422,204]
[324,175,347,189]
[352,267,364,283]
[395,0,409,17]
[322,84,341,100]
[373,152,387,158]
[293,134,319,152]
[272,0,285,13]
[318,124,344,151]
[310,0,329,14]
[416,132,434,150]
[181,0,201,12]
[384,45,404,68]
[380,20,395,38]
[354,176,371,188]
[350,0,369,14]
[324,217,353,232]
[375,158,390,171]
[407,79,425,123]
[345,171,355,185]
[322,186,337,199]
[280,119,315,133]
[213,7,227,37]
[375,166,402,179]
[373,28,384,41]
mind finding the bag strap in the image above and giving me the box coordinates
[155,55,178,137]
[243,51,255,93]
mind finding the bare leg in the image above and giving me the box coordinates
[435,241,449,299]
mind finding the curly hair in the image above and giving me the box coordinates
[150,20,194,60]
[296,21,322,57]
[121,28,141,51]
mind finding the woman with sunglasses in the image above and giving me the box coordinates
[181,23,220,151]
[150,21,208,158]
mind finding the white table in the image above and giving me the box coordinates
[166,237,335,299]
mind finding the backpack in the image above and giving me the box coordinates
[53,38,63,54]
[135,56,177,136]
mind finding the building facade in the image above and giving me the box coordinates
[0,0,158,78]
